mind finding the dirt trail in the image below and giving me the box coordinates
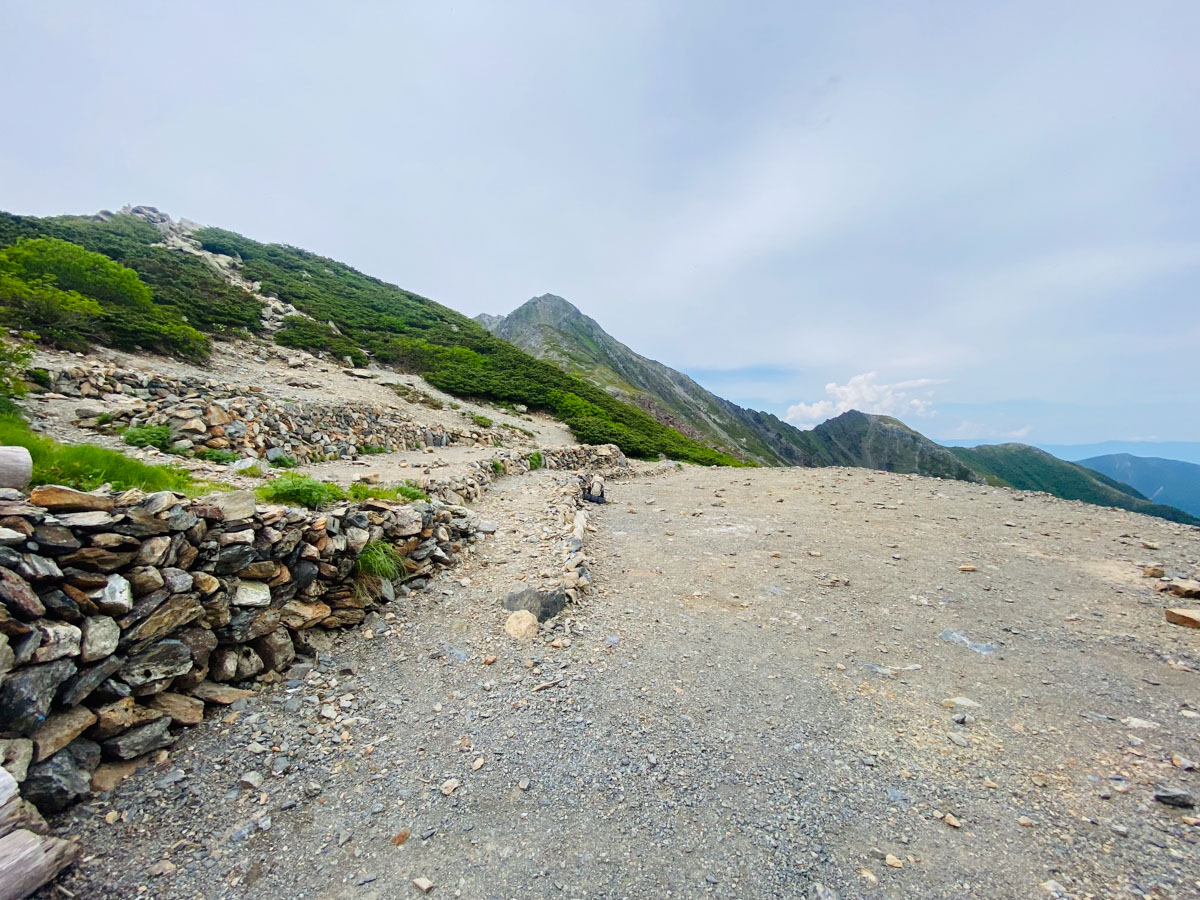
[46,466,1199,899]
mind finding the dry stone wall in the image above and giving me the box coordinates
[41,364,505,463]
[0,443,626,824]
[0,483,484,816]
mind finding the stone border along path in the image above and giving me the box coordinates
[0,446,626,898]
[35,466,616,898]
[36,362,525,466]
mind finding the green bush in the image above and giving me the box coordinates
[0,237,209,360]
[527,450,544,470]
[190,226,742,466]
[0,414,196,493]
[256,474,345,508]
[470,414,493,428]
[269,455,298,469]
[359,444,386,455]
[491,459,504,475]
[122,424,172,451]
[0,212,262,338]
[274,317,367,366]
[0,341,32,399]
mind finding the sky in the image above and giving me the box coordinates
[2,1,1198,445]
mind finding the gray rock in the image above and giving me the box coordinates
[214,544,257,575]
[0,658,77,734]
[38,589,81,623]
[1153,786,1195,808]
[204,494,258,520]
[17,553,63,583]
[120,639,193,686]
[503,586,568,622]
[22,738,100,811]
[0,737,33,782]
[29,621,81,663]
[0,567,44,618]
[101,717,174,760]
[32,524,81,554]
[233,581,272,607]
[57,655,125,707]
[80,615,120,662]
[97,573,133,615]
[160,567,193,593]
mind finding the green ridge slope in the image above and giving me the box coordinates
[951,444,1199,525]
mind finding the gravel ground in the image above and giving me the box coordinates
[42,465,1200,899]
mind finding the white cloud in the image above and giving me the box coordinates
[785,372,945,428]
[941,421,1032,441]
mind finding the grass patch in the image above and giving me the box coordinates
[502,422,535,437]
[195,448,239,464]
[354,540,401,580]
[491,459,504,476]
[121,424,172,451]
[269,455,298,469]
[0,415,196,493]
[526,450,544,470]
[256,474,345,508]
[470,414,493,429]
[347,480,428,502]
[239,463,264,478]
[389,383,444,409]
[359,444,387,455]
[25,367,51,389]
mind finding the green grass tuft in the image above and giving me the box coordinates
[0,415,196,493]
[347,480,428,502]
[269,455,298,469]
[470,414,493,428]
[491,459,504,475]
[122,424,172,451]
[359,444,387,455]
[354,540,401,580]
[195,448,239,464]
[256,474,345,508]
[526,450,544,470]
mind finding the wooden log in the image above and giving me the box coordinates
[0,769,45,839]
[0,829,79,900]
[0,448,31,491]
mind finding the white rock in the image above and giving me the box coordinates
[233,581,272,607]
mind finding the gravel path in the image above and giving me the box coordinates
[44,466,1200,899]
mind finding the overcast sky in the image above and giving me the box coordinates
[3,2,1197,444]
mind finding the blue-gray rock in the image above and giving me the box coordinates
[22,738,100,811]
[0,658,77,734]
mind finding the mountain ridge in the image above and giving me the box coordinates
[1078,453,1200,518]
[479,294,1199,525]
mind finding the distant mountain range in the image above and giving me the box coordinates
[1078,454,1200,517]
[1041,441,1200,466]
[480,295,1199,526]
